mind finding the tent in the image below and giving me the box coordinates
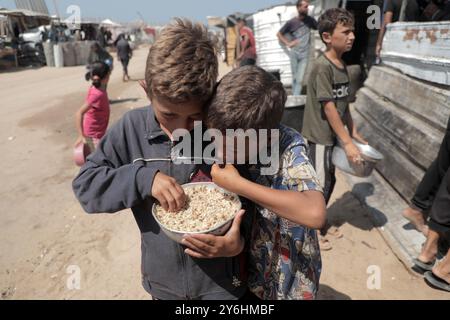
[101,19,121,27]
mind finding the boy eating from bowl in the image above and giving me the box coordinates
[73,19,251,300]
[182,65,327,300]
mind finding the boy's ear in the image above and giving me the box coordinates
[138,80,151,99]
[321,32,332,44]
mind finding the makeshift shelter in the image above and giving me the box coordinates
[207,13,250,67]
[101,19,121,27]
[0,7,50,37]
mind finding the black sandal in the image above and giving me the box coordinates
[424,271,450,292]
[412,258,435,272]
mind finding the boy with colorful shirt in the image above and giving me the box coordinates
[187,66,327,300]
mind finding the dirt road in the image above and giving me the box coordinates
[0,46,447,300]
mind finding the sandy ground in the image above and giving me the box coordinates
[0,46,448,300]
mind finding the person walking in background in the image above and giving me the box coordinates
[75,62,111,151]
[277,0,317,95]
[236,17,257,67]
[115,34,133,82]
[87,42,113,71]
[96,27,107,48]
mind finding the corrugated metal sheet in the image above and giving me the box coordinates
[381,21,450,86]
[252,5,297,87]
[15,0,49,15]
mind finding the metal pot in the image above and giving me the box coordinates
[152,182,242,244]
[332,141,384,177]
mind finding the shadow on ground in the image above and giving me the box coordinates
[110,98,140,105]
[326,183,388,232]
[317,285,352,300]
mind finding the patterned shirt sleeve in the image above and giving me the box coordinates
[281,140,323,193]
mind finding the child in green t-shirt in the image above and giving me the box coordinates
[302,8,368,250]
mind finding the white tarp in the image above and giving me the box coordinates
[101,19,121,27]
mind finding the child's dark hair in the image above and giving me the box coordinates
[85,61,110,88]
[206,66,286,131]
[318,8,354,43]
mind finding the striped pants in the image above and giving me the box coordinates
[308,142,336,205]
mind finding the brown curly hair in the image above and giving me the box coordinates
[206,66,286,131]
[145,18,219,104]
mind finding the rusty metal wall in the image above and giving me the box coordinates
[381,21,450,86]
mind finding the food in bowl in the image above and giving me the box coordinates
[154,184,241,233]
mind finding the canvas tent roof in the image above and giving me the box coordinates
[0,7,50,19]
[101,19,121,27]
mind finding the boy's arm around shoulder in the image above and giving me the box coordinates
[211,152,326,229]
[72,112,158,214]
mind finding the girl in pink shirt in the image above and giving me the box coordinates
[75,61,111,150]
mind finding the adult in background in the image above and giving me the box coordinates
[96,27,107,48]
[421,0,450,21]
[375,0,420,59]
[105,29,113,45]
[87,42,113,71]
[236,17,257,67]
[115,34,133,82]
[277,0,318,96]
[403,117,450,236]
[403,116,450,292]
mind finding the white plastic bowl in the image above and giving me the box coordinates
[152,182,242,244]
